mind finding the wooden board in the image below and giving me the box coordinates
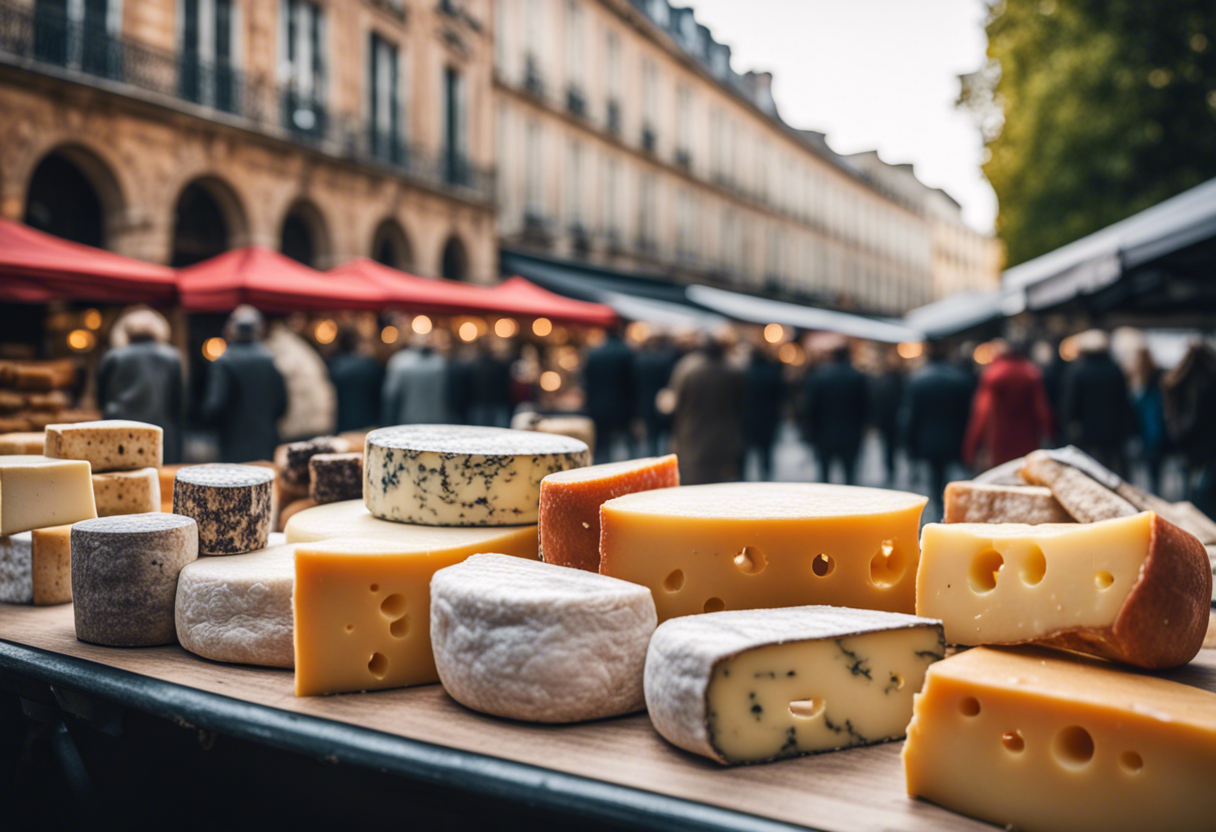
[3,604,1216,832]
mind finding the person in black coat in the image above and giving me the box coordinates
[902,340,975,512]
[1060,330,1133,476]
[583,327,636,463]
[798,343,868,485]
[870,355,905,486]
[633,335,678,457]
[327,327,382,432]
[743,345,785,481]
[200,306,288,463]
[469,341,514,428]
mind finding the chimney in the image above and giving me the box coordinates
[743,71,777,116]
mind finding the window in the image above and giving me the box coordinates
[525,119,544,219]
[565,0,583,95]
[641,58,658,149]
[34,0,119,77]
[523,0,543,93]
[368,33,401,162]
[179,0,237,111]
[443,66,468,185]
[675,84,692,167]
[280,0,326,136]
[604,31,621,132]
[566,140,584,227]
[638,172,656,251]
[602,157,620,241]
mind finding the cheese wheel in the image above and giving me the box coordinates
[538,454,679,571]
[363,424,589,526]
[0,432,45,455]
[431,553,658,722]
[173,464,274,555]
[308,452,363,504]
[44,419,163,471]
[92,467,161,517]
[72,513,199,646]
[0,455,97,535]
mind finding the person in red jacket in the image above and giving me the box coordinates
[963,340,1055,470]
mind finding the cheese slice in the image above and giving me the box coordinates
[903,645,1216,832]
[284,499,539,551]
[918,512,1210,668]
[944,481,1071,524]
[363,424,589,526]
[92,467,161,517]
[44,419,163,471]
[293,528,540,696]
[600,483,927,622]
[173,464,274,555]
[0,455,97,535]
[0,432,46,455]
[431,553,657,722]
[645,605,944,765]
[539,454,679,571]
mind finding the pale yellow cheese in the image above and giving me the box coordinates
[600,483,927,622]
[92,467,161,517]
[44,419,163,471]
[903,646,1216,832]
[0,455,97,535]
[30,524,72,605]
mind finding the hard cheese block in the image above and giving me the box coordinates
[0,455,97,535]
[44,419,163,471]
[92,467,161,517]
[600,483,928,622]
[645,605,944,765]
[0,432,46,455]
[364,424,589,526]
[0,526,74,605]
[293,527,541,696]
[284,499,539,550]
[903,645,1216,832]
[943,481,1071,524]
[176,543,299,667]
[430,553,658,722]
[72,513,199,646]
[918,512,1211,668]
[308,452,363,504]
[539,454,679,571]
[173,464,274,555]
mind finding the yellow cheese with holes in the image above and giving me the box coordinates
[0,455,97,535]
[599,483,927,622]
[903,646,1216,832]
[293,528,539,696]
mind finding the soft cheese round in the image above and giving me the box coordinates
[285,499,539,550]
[173,464,274,555]
[175,544,298,667]
[364,425,590,526]
[430,552,657,722]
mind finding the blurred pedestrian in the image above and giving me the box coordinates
[743,344,785,481]
[903,341,974,512]
[583,325,635,463]
[469,340,514,427]
[1130,345,1168,496]
[1059,330,1133,476]
[669,338,743,484]
[265,319,337,441]
[871,351,905,486]
[447,344,477,425]
[799,341,869,485]
[962,339,1054,470]
[96,308,185,464]
[381,334,451,426]
[327,326,382,433]
[201,306,288,463]
[1163,342,1216,515]
[633,334,679,457]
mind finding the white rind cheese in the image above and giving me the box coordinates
[430,553,658,722]
[364,425,589,526]
[92,467,161,516]
[173,464,274,555]
[644,606,945,765]
[0,532,33,603]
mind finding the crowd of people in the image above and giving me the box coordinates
[88,305,1216,517]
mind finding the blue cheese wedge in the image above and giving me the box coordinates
[644,606,945,765]
[364,425,589,526]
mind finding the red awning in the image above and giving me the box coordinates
[485,276,618,327]
[0,218,177,304]
[179,248,389,312]
[327,258,493,316]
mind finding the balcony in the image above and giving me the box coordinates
[674,148,692,170]
[523,53,545,99]
[640,124,657,153]
[568,222,591,258]
[565,84,586,118]
[605,99,621,136]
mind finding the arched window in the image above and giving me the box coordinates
[440,235,468,281]
[172,177,248,266]
[280,200,331,267]
[24,148,118,247]
[370,219,413,270]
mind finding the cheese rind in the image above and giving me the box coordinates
[645,606,944,765]
[1019,450,1137,522]
[0,455,97,535]
[943,481,1071,524]
[173,464,273,555]
[917,512,1210,668]
[0,432,46,455]
[430,553,657,722]
[30,525,72,605]
[363,425,590,526]
[92,467,161,517]
[277,436,351,489]
[0,533,33,603]
[600,483,927,622]
[539,454,679,571]
[903,646,1216,832]
[308,452,363,504]
[44,420,163,471]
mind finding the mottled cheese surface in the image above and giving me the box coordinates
[174,464,273,555]
[44,420,163,471]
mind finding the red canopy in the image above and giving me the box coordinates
[0,218,177,304]
[179,248,389,312]
[328,258,493,315]
[485,276,618,327]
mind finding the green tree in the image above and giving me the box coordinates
[962,0,1216,267]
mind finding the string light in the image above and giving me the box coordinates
[82,309,102,330]
[458,321,479,342]
[539,370,562,391]
[67,329,95,352]
[494,318,518,338]
[381,325,399,344]
[532,317,553,337]
[764,323,784,344]
[202,337,227,361]
[314,320,337,345]
[412,315,433,335]
[897,342,924,360]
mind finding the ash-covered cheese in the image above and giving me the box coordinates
[364,425,589,526]
[44,420,163,471]
[644,605,944,765]
[175,543,299,667]
[93,467,161,517]
[173,464,273,555]
[277,436,350,489]
[431,553,658,722]
[72,513,199,646]
[308,452,363,504]
[0,533,33,603]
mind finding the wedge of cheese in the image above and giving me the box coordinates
[943,481,1071,524]
[293,529,540,696]
[903,645,1216,832]
[600,483,927,622]
[539,454,679,571]
[918,512,1210,668]
[44,419,163,471]
[0,455,97,535]
[645,606,944,765]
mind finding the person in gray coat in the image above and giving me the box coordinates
[381,336,452,426]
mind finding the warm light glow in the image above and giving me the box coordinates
[82,309,102,330]
[532,317,553,337]
[778,342,805,366]
[558,346,580,370]
[764,323,785,344]
[973,342,998,365]
[1059,337,1080,362]
[897,342,924,360]
[494,318,518,338]
[314,319,338,345]
[67,329,95,352]
[626,321,650,343]
[202,337,227,361]
[412,315,433,335]
[458,321,479,342]
[381,325,399,344]
[539,370,562,392]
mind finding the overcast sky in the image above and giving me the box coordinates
[690,0,998,233]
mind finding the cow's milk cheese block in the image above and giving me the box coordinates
[539,454,679,571]
[72,513,198,646]
[0,455,97,535]
[918,512,1210,668]
[600,483,927,622]
[284,499,539,550]
[364,425,589,526]
[903,646,1216,832]
[308,452,363,504]
[0,432,46,455]
[943,481,1071,524]
[277,436,350,489]
[176,544,299,667]
[293,529,541,695]
[645,606,944,765]
[92,467,160,517]
[44,419,163,471]
[173,464,273,555]
[431,553,658,722]
[1,526,72,604]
